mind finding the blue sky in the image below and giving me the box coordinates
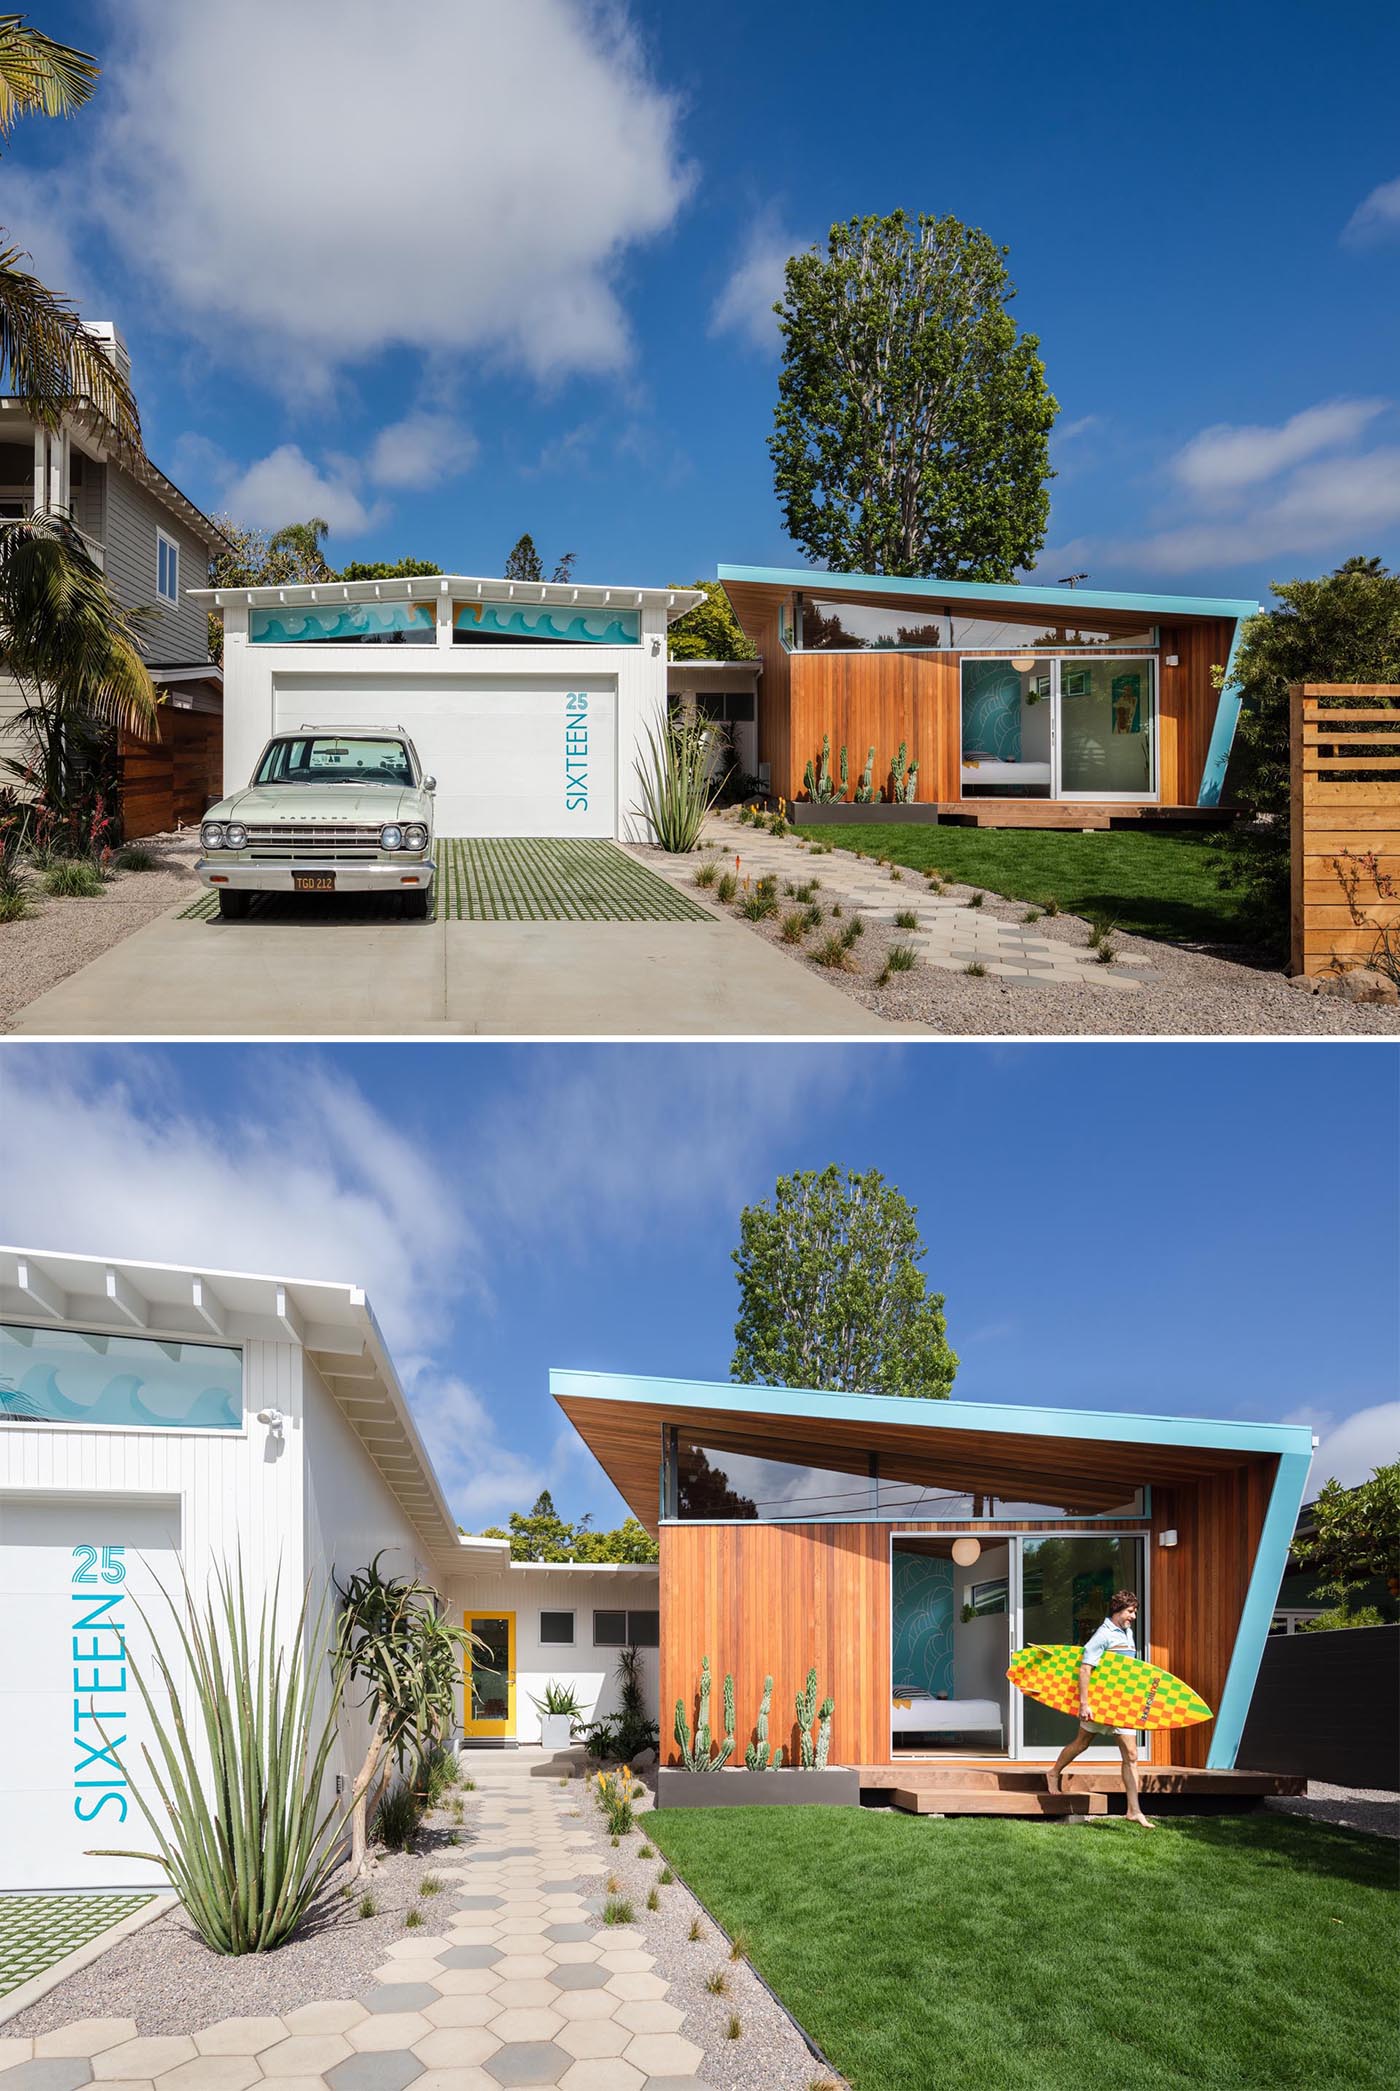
[1,1042,1395,1528]
[12,1,1400,600]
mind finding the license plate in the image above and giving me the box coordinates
[292,871,336,893]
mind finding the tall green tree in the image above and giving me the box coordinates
[0,14,140,443]
[1292,1462,1399,1620]
[770,210,1057,580]
[504,532,575,583]
[477,1489,659,1564]
[1216,557,1400,937]
[204,515,343,660]
[667,579,756,662]
[731,1164,958,1399]
[340,556,442,581]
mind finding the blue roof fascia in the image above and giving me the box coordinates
[1207,1446,1315,1768]
[716,564,1261,626]
[549,1369,1314,1462]
[1195,613,1251,808]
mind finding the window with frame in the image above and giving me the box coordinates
[593,1609,626,1646]
[539,1609,574,1645]
[156,529,180,605]
[593,1608,659,1647]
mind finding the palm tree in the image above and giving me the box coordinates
[0,14,140,443]
[268,516,333,581]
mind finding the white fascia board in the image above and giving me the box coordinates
[188,574,706,625]
[508,1560,659,1575]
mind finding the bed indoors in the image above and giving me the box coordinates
[892,1691,1004,1747]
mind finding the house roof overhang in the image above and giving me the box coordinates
[0,399,233,554]
[550,1369,1316,1534]
[716,563,1261,635]
[0,1245,461,1560]
[190,574,706,626]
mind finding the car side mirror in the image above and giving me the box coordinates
[424,775,437,793]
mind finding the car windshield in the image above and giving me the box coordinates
[253,736,415,787]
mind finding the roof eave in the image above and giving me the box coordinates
[716,564,1261,624]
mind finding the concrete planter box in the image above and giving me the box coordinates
[657,1766,860,1808]
[539,1713,576,1749]
[791,801,942,825]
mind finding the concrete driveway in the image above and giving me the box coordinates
[6,841,891,1037]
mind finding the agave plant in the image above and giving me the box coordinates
[87,1559,347,1955]
[632,712,721,852]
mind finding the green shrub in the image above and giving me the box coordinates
[1022,906,1042,923]
[886,943,916,971]
[716,871,738,903]
[693,859,720,888]
[638,1842,655,1859]
[894,909,918,929]
[0,882,30,923]
[813,932,853,969]
[115,846,157,871]
[373,1783,423,1853]
[358,1893,377,1919]
[841,914,864,943]
[726,2014,743,2040]
[704,1968,729,1994]
[404,1907,424,1928]
[801,902,824,930]
[419,1875,443,1896]
[965,890,984,909]
[780,910,807,943]
[1041,894,1060,916]
[657,1865,674,1884]
[603,1896,635,1926]
[645,1886,660,1910]
[634,715,721,852]
[965,960,987,977]
[739,883,779,921]
[688,1915,705,1942]
[43,857,105,898]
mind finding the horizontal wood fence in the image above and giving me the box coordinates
[119,707,222,841]
[1239,1624,1398,1789]
[1290,684,1400,976]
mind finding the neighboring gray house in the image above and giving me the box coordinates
[1,320,229,835]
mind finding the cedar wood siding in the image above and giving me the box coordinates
[660,1460,1274,1771]
[734,586,1238,809]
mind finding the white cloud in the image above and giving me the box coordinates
[222,443,385,536]
[50,0,692,394]
[366,415,478,491]
[0,1050,475,1356]
[1308,1403,1400,1491]
[1343,174,1400,247]
[1170,400,1389,497]
[710,212,804,354]
[400,1366,547,1527]
[1122,445,1400,574]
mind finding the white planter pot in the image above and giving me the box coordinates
[540,1713,575,1749]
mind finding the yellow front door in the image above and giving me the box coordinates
[464,1611,516,1738]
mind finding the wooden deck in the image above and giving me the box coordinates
[932,802,1236,830]
[855,1761,1305,1816]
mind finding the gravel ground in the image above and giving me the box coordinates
[1265,1782,1400,1840]
[579,1768,843,2091]
[5,1801,477,2038]
[641,827,1400,1036]
[0,833,201,1032]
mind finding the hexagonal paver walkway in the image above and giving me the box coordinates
[644,820,1160,988]
[0,1760,711,2090]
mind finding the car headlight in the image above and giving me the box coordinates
[380,824,404,851]
[223,823,248,850]
[402,823,428,851]
[201,823,225,851]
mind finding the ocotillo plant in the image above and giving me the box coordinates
[745,1675,782,1770]
[674,1655,735,1771]
[854,746,876,803]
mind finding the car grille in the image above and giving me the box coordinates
[243,822,387,860]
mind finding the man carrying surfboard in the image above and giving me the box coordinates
[1045,1591,1154,1828]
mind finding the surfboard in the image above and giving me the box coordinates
[1007,1645,1212,1730]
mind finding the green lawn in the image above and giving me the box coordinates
[813,825,1254,948]
[648,1808,1397,2091]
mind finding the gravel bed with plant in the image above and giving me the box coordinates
[579,1761,844,2091]
[5,1777,483,2038]
[643,827,1400,1036]
[0,831,201,1031]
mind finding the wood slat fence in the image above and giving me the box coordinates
[118,707,222,841]
[1290,684,1400,977]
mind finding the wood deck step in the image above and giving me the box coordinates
[892,1786,1106,1817]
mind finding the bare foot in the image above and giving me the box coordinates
[1128,1811,1155,1829]
[1045,1769,1061,1794]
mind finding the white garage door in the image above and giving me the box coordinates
[274,673,618,838]
[0,1495,182,1889]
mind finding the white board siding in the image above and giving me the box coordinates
[103,466,211,663]
[444,1565,660,1742]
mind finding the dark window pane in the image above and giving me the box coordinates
[539,1610,574,1644]
[723,695,755,722]
[627,1610,660,1647]
[593,1609,626,1646]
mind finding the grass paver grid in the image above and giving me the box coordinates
[0,1896,152,1999]
[435,838,708,923]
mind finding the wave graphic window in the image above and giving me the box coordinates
[0,1323,243,1431]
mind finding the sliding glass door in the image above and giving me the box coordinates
[1016,1534,1146,1756]
[961,657,1157,802]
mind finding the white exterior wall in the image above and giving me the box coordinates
[443,1563,660,1745]
[217,598,672,841]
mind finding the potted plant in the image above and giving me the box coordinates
[532,1678,584,1748]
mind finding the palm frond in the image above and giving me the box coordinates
[0,247,141,444]
[0,509,160,736]
[0,16,99,131]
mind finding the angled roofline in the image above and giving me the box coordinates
[549,1368,1315,1460]
[716,563,1261,624]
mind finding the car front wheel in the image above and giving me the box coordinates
[217,889,252,920]
[402,885,433,921]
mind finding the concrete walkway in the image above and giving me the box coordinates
[7,903,890,1037]
[645,821,1158,988]
[0,1755,717,2090]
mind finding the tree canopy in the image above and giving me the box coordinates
[505,533,575,584]
[340,557,443,581]
[1216,556,1400,935]
[1293,1463,1400,1598]
[731,1164,958,1399]
[667,579,757,662]
[477,1490,658,1564]
[769,209,1057,580]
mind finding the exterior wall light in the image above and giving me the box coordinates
[951,1536,982,1567]
[256,1406,286,1438]
[1158,1529,1179,1548]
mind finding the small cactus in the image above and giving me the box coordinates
[796,1665,818,1768]
[816,1696,834,1769]
[890,741,909,804]
[854,746,876,804]
[746,1675,777,1770]
[676,1656,734,1771]
[838,743,849,797]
